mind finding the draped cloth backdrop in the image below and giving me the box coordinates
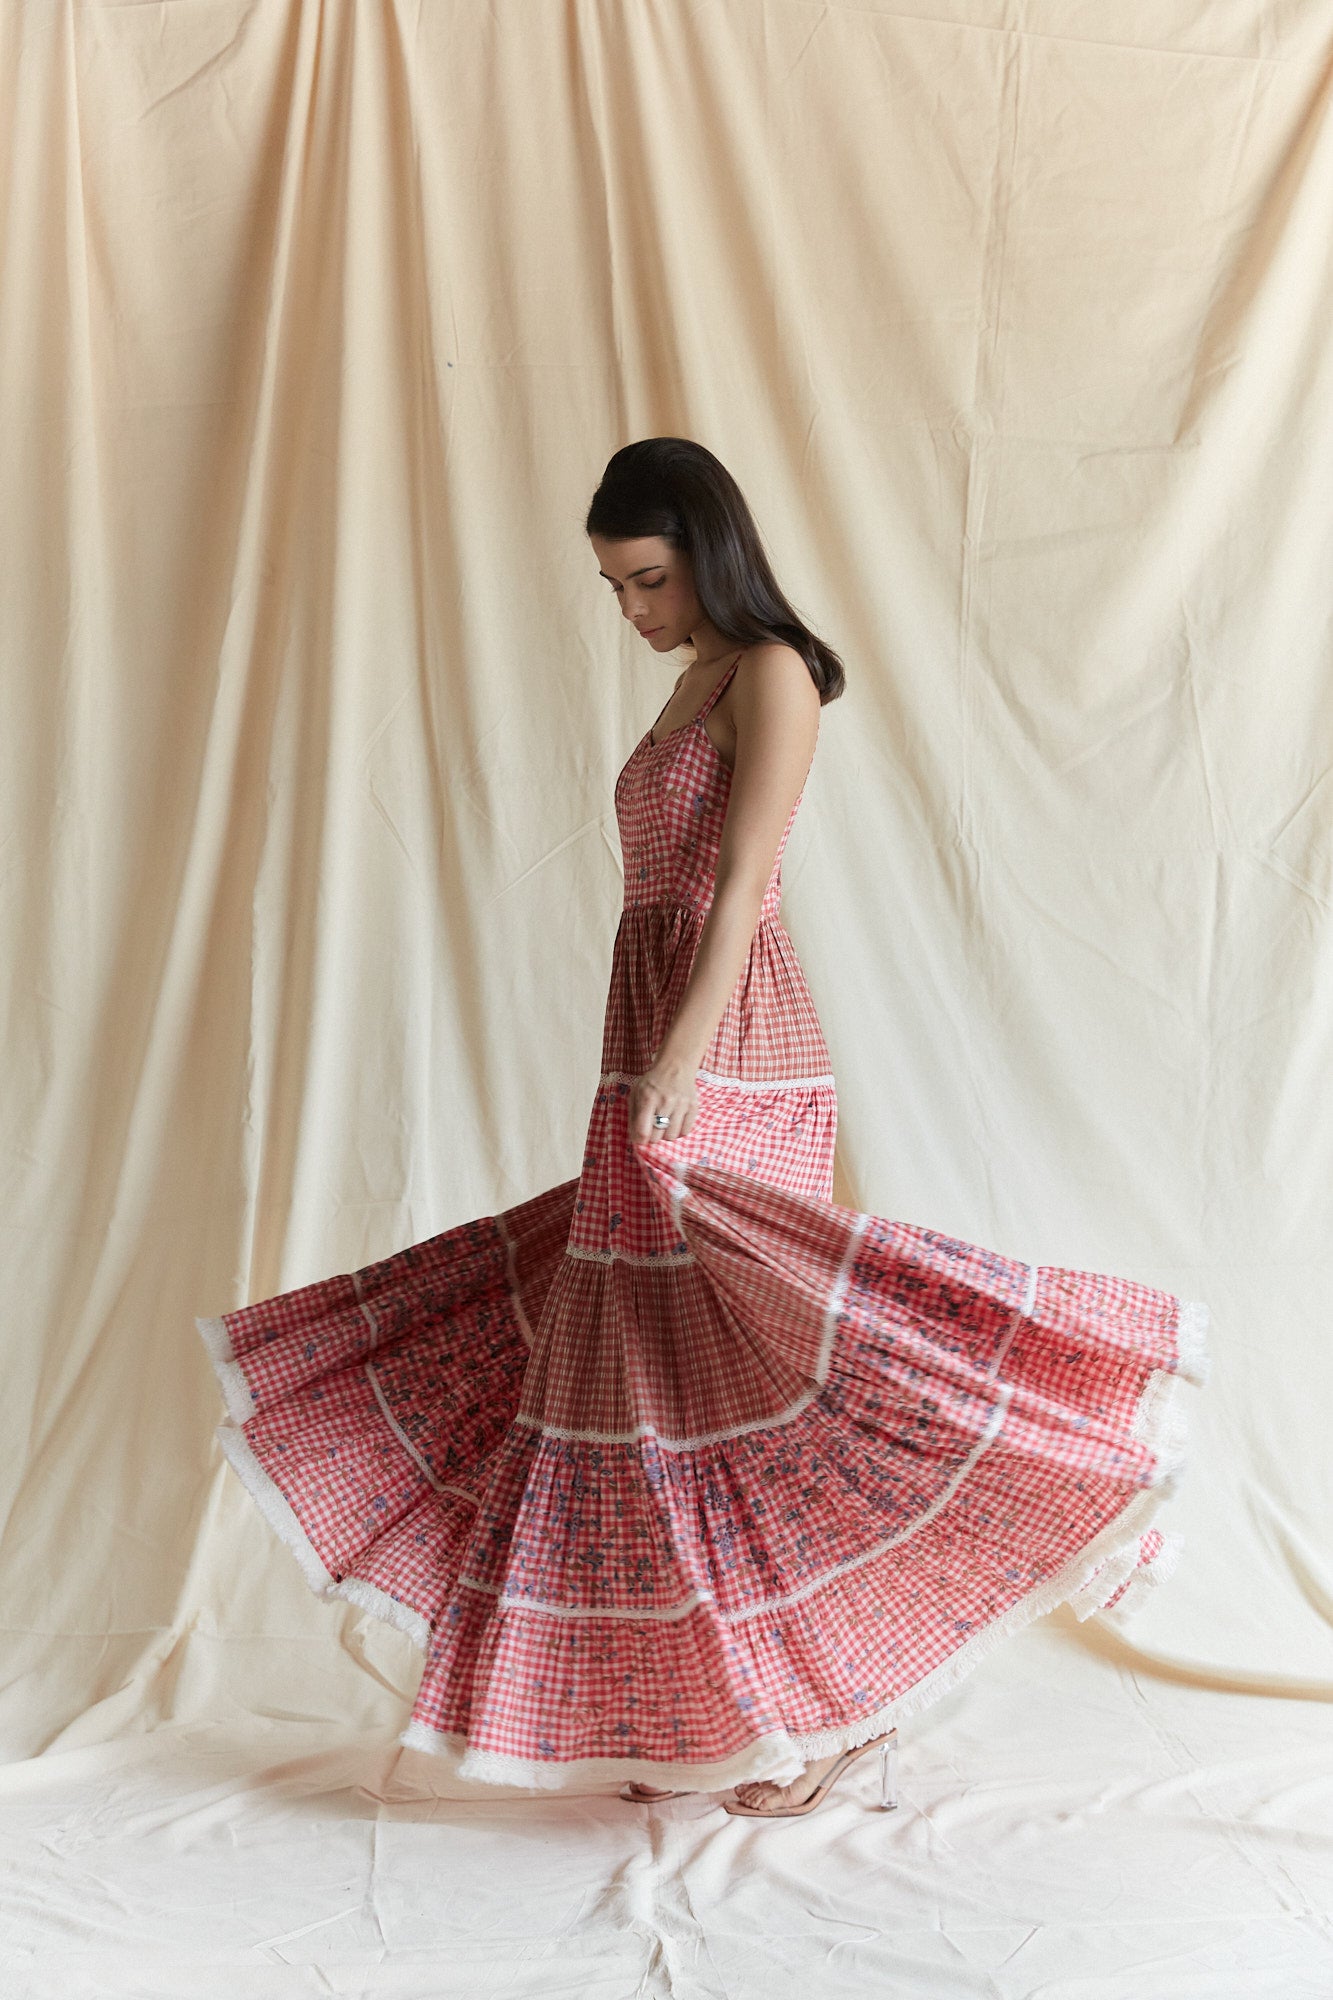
[2,0,1330,1795]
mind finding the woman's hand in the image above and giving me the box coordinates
[629,1055,701,1145]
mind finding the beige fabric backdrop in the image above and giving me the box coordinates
[2,0,1331,1862]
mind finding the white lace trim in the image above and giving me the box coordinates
[564,1243,697,1267]
[209,1419,433,1647]
[1175,1297,1211,1385]
[351,1268,380,1351]
[195,1315,256,1424]
[211,1420,336,1591]
[670,1161,688,1245]
[1065,1537,1141,1616]
[1128,1363,1190,1476]
[495,1209,537,1349]
[336,1574,432,1648]
[456,1574,712,1622]
[510,1389,824,1450]
[1130,1295,1210,1476]
[814,1210,870,1380]
[399,1722,810,1792]
[363,1359,482,1511]
[355,1279,481,1507]
[598,1067,837,1093]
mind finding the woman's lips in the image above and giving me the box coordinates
[641,626,663,637]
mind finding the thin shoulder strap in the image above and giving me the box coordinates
[697,649,744,721]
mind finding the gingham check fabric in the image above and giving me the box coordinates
[197,653,1209,1788]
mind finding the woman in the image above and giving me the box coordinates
[196,437,1209,1819]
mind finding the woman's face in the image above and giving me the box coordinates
[589,534,705,653]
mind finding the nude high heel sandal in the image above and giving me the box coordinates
[619,1780,690,1803]
[621,1729,900,1814]
[721,1729,899,1819]
[880,1730,899,1810]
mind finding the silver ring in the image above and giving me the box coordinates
[652,1113,670,1127]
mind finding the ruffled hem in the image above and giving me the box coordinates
[392,1471,1192,1792]
[204,1384,433,1652]
[1175,1296,1212,1384]
[195,1276,1210,1791]
[399,1723,815,1792]
[196,1313,258,1424]
[201,1376,1195,1793]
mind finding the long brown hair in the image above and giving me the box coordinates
[585,438,846,703]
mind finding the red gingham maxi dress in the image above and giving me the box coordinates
[196,652,1210,1793]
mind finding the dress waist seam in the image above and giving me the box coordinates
[621,902,783,919]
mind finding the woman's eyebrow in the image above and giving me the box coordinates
[598,564,665,582]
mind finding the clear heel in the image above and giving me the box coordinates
[877,1729,899,1811]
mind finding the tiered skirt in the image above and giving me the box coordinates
[197,1066,1209,1791]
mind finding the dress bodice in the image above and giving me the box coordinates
[600,652,830,1087]
[612,652,806,922]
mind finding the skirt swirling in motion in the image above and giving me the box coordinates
[196,654,1210,1792]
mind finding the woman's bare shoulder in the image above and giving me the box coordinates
[733,640,819,712]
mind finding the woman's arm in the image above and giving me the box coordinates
[629,642,821,1145]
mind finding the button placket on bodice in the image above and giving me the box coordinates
[614,713,802,923]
